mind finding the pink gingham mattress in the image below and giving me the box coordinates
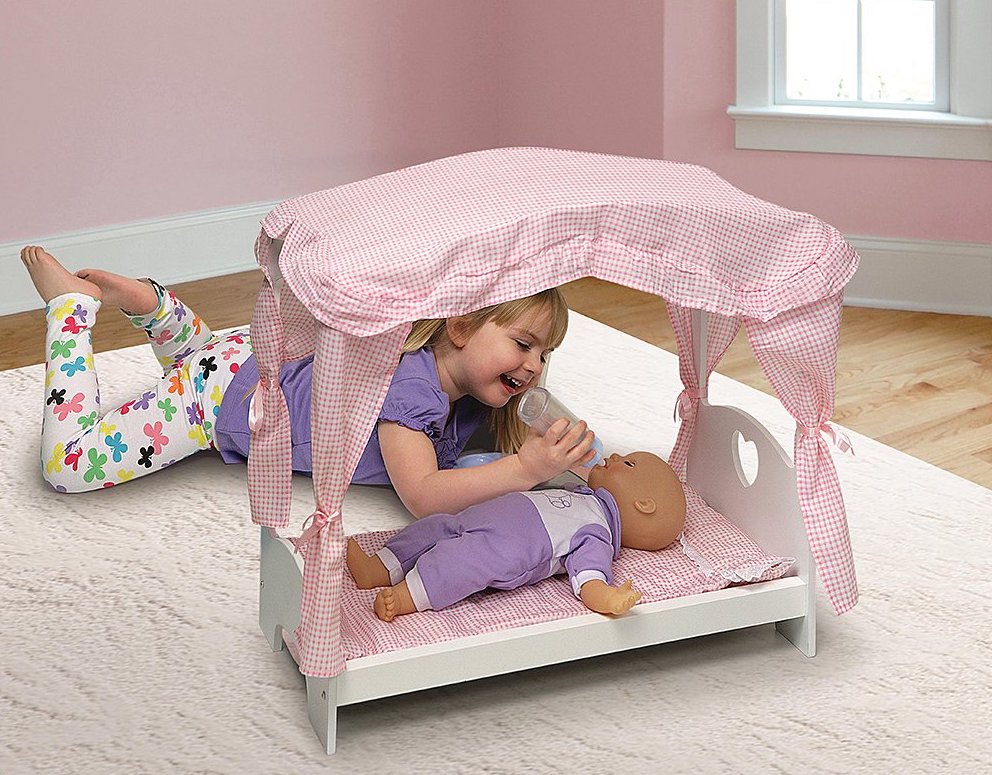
[339,485,795,660]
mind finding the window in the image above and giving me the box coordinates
[729,0,992,160]
[777,0,947,111]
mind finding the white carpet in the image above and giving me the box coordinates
[1,312,990,774]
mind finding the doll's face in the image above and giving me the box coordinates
[588,451,687,550]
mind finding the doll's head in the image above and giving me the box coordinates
[587,451,687,550]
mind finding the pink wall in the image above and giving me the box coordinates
[4,1,988,246]
[661,1,991,244]
[2,1,501,243]
[497,0,665,158]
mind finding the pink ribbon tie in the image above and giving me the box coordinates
[295,509,331,554]
[673,388,701,421]
[247,375,271,431]
[799,422,855,456]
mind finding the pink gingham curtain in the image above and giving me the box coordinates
[246,234,292,529]
[666,306,742,478]
[293,323,412,676]
[746,293,858,613]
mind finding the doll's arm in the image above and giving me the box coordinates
[578,579,642,615]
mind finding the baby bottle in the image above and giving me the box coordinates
[516,387,604,467]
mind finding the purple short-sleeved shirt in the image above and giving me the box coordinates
[213,347,488,483]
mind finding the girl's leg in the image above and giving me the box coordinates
[25,248,254,492]
[126,282,218,371]
[76,268,217,371]
[40,292,210,493]
[22,247,213,492]
[76,269,251,458]
[123,282,253,444]
[76,269,254,441]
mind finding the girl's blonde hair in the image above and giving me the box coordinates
[404,288,569,454]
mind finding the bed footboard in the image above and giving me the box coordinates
[686,400,816,657]
[259,527,302,653]
[259,527,340,754]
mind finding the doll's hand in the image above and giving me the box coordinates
[579,578,643,615]
[603,580,642,615]
[516,417,597,483]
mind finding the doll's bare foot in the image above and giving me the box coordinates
[20,246,102,304]
[346,538,391,588]
[373,582,416,622]
[74,268,158,314]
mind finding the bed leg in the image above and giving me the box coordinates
[776,615,815,656]
[776,566,816,656]
[259,618,284,653]
[306,675,338,755]
[259,570,284,652]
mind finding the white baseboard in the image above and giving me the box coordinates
[0,201,278,316]
[2,205,989,317]
[844,235,992,317]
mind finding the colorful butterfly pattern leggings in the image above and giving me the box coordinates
[41,282,253,492]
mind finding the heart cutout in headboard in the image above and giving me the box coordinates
[732,430,759,488]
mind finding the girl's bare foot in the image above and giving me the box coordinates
[74,268,158,314]
[373,582,416,622]
[346,538,391,588]
[20,246,102,304]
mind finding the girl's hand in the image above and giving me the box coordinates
[516,417,597,484]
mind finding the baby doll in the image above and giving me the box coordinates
[347,451,687,620]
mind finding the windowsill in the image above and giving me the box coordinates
[727,104,992,161]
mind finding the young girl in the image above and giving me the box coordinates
[21,246,596,516]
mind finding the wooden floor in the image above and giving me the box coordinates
[3,272,990,489]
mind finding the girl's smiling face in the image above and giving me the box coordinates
[441,307,554,407]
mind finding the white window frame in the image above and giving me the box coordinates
[728,0,992,160]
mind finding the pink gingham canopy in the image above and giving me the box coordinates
[247,147,860,678]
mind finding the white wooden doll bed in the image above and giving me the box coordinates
[244,148,859,754]
[259,311,815,754]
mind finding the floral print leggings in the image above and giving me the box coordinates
[41,281,253,492]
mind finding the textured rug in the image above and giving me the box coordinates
[2,312,990,774]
